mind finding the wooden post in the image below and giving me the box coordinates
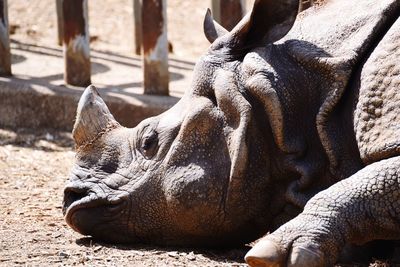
[211,0,221,25]
[133,0,142,55]
[211,0,245,31]
[142,0,169,95]
[56,0,63,46]
[62,0,91,86]
[0,0,11,76]
[299,0,314,11]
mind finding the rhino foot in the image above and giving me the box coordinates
[245,238,325,267]
[246,156,400,267]
[245,218,330,267]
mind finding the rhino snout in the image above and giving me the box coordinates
[62,185,89,216]
[62,181,130,237]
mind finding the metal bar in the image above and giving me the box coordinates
[62,0,91,86]
[0,0,11,76]
[211,0,245,31]
[56,0,63,46]
[133,0,142,55]
[142,0,169,95]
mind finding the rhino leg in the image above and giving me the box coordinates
[245,156,400,267]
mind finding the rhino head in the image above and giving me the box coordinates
[63,0,300,246]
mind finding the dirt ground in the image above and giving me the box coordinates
[0,1,396,267]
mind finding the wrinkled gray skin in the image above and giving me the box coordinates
[63,0,400,266]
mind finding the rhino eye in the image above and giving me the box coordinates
[140,131,158,159]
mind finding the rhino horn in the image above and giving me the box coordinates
[203,8,229,43]
[212,0,299,53]
[72,85,119,148]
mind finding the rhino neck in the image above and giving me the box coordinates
[282,0,400,174]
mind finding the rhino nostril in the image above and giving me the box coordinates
[62,186,89,214]
[67,190,87,202]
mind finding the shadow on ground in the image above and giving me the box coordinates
[76,237,249,265]
[11,39,194,98]
[0,127,74,151]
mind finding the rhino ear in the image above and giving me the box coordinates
[72,85,119,148]
[203,8,229,43]
[215,0,299,52]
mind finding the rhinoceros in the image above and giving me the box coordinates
[62,0,400,266]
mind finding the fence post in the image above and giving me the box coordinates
[0,0,11,76]
[62,0,91,86]
[142,0,169,95]
[211,0,245,31]
[133,0,142,55]
[299,0,313,11]
[56,0,63,46]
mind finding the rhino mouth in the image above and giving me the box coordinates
[63,186,128,233]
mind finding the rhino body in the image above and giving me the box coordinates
[63,0,400,266]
